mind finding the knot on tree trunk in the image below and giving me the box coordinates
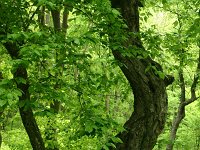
[164,75,174,86]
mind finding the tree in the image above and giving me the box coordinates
[0,1,46,149]
[0,0,179,149]
[164,2,200,149]
[105,0,174,149]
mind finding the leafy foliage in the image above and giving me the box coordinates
[0,0,200,149]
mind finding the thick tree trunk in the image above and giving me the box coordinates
[110,0,173,149]
[112,56,169,150]
[3,43,46,150]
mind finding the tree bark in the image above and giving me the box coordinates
[110,0,173,149]
[166,104,185,150]
[62,6,69,34]
[3,42,46,150]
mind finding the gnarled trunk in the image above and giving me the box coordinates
[110,0,173,149]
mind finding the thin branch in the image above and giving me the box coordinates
[184,49,200,106]
[183,96,199,106]
[178,63,186,103]
[40,61,55,78]
[24,6,40,31]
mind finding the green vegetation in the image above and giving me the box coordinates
[0,0,199,150]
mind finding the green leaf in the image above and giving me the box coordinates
[112,9,120,16]
[8,98,13,105]
[102,145,109,150]
[16,77,26,84]
[111,137,123,144]
[157,71,165,79]
[145,65,151,73]
[162,0,167,4]
[0,99,7,107]
[15,89,22,97]
[74,38,80,45]
[0,79,10,86]
[7,93,13,99]
[18,100,26,108]
[173,21,179,27]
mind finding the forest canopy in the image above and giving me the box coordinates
[0,0,200,150]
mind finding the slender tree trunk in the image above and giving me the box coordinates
[166,104,185,150]
[62,6,69,34]
[110,0,173,149]
[38,6,45,26]
[51,10,61,31]
[0,72,3,148]
[44,8,69,150]
[16,67,45,150]
[166,49,200,150]
[3,43,46,150]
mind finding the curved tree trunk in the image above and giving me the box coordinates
[110,0,173,149]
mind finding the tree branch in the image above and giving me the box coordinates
[24,6,40,31]
[184,49,200,106]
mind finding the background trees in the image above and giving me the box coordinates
[0,0,199,150]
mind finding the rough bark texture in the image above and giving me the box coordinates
[51,10,61,31]
[110,0,173,149]
[3,42,45,150]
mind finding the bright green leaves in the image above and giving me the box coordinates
[0,79,22,108]
[20,44,51,61]
[173,20,179,27]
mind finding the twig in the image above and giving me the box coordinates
[24,6,40,31]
